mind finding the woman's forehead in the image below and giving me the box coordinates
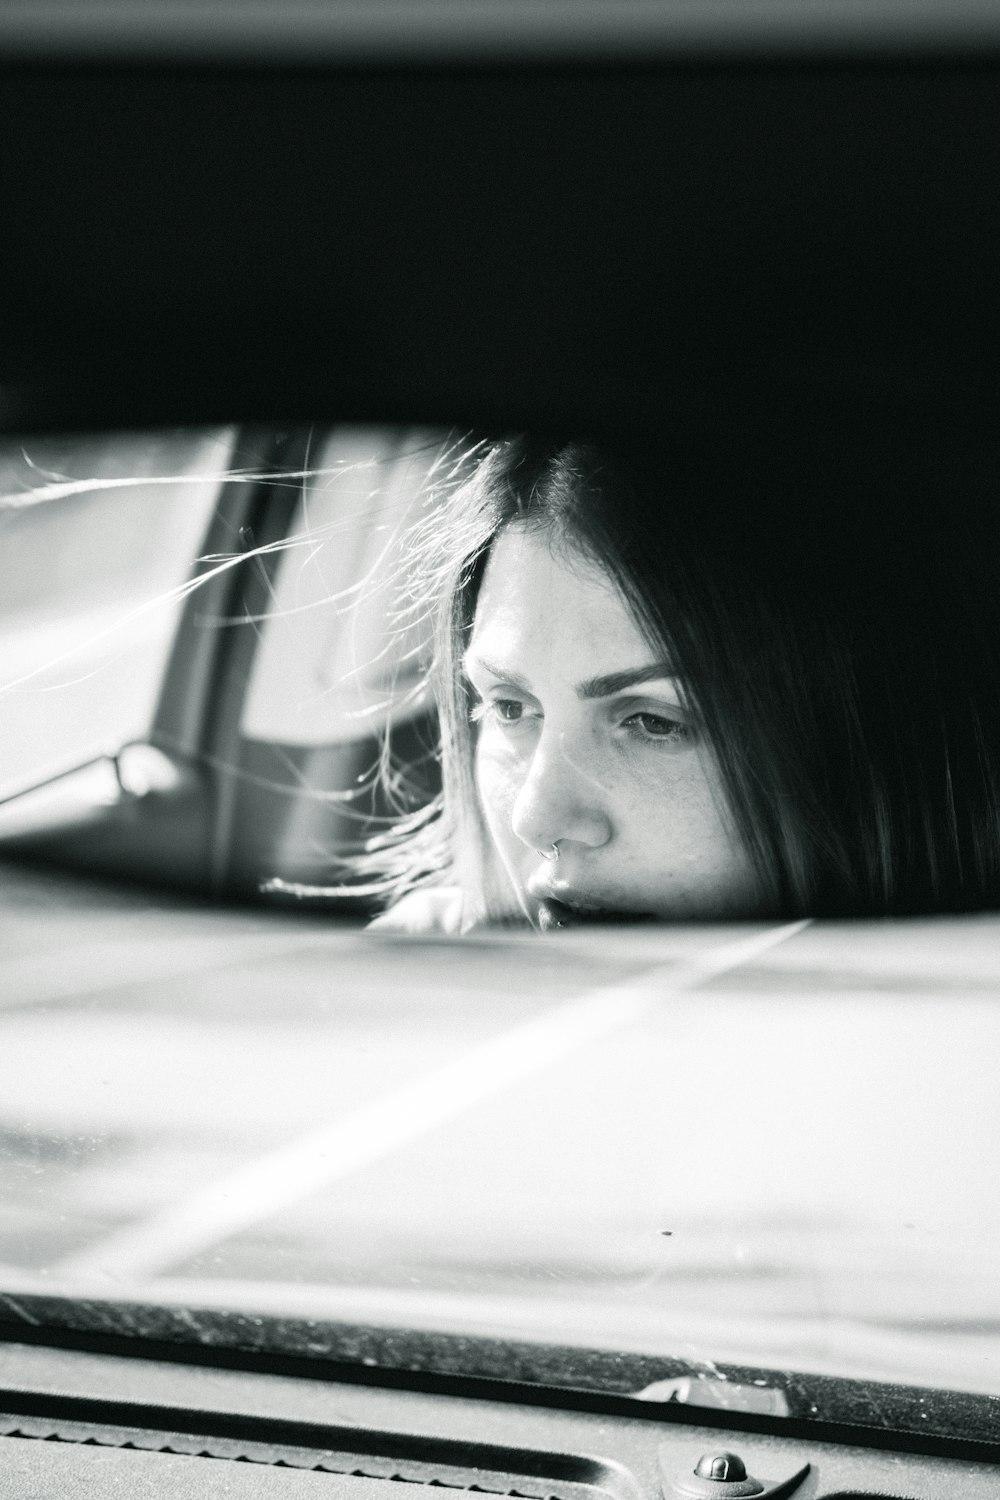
[470,525,650,668]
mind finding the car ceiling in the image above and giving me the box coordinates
[4,1,1000,62]
[0,8,998,443]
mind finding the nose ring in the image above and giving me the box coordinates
[538,843,561,861]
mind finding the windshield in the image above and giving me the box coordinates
[1,424,998,1446]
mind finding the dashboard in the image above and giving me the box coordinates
[0,1337,996,1499]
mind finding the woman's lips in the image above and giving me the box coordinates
[535,896,654,931]
[536,897,580,931]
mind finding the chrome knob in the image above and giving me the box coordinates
[666,1446,764,1498]
[660,1441,810,1500]
[694,1453,748,1483]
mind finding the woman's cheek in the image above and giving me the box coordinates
[475,741,522,843]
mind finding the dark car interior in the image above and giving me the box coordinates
[2,2,1000,1496]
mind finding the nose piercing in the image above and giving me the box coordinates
[538,843,561,861]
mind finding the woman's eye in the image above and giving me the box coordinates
[493,699,524,723]
[622,710,693,745]
[470,697,530,728]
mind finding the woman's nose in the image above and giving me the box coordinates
[509,728,612,854]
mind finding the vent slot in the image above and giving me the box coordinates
[0,1401,623,1500]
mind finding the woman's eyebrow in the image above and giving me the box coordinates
[575,664,681,699]
[463,653,679,700]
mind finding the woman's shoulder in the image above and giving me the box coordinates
[366,886,465,935]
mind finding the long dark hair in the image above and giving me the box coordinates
[362,420,1000,923]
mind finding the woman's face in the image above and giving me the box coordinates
[463,524,773,929]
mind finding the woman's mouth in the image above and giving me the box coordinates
[535,896,654,932]
[536,897,582,931]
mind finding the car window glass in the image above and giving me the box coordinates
[226,427,461,895]
[0,428,234,797]
[240,427,450,747]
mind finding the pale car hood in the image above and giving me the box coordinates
[1,860,998,1403]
